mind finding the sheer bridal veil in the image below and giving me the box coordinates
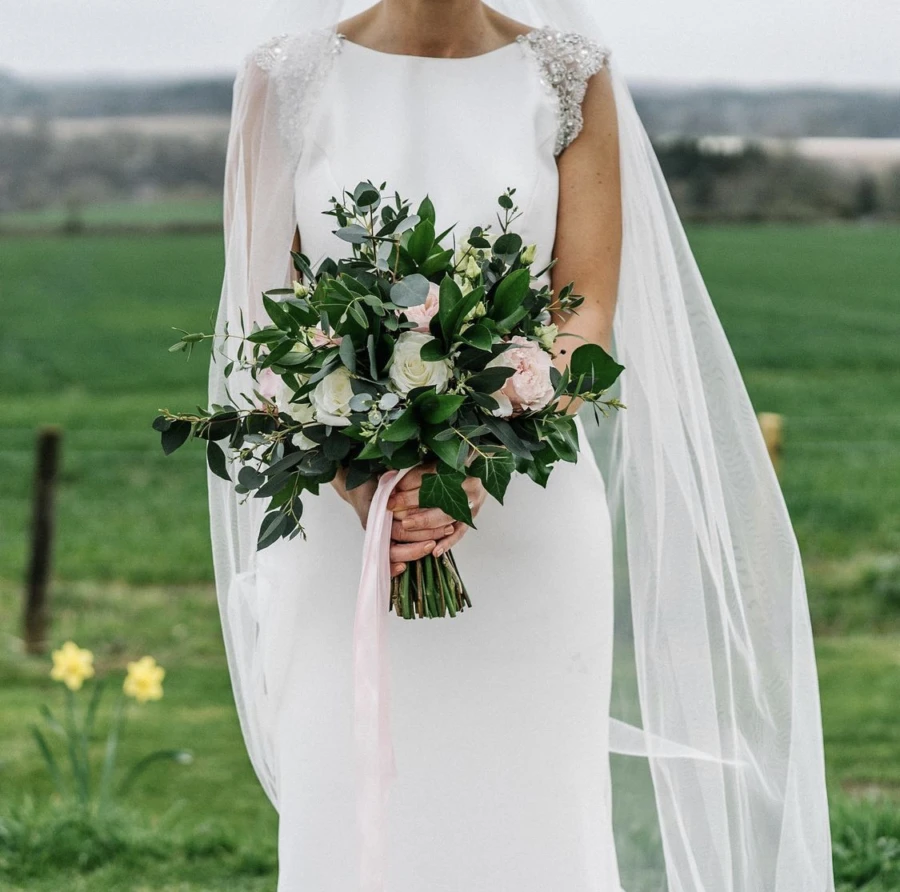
[209,1,834,889]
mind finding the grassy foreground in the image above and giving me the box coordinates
[0,579,898,889]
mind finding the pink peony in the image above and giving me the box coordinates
[486,336,556,416]
[399,281,440,332]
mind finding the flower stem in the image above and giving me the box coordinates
[389,551,470,619]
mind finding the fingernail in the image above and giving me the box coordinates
[425,541,436,552]
[444,525,454,536]
[434,546,444,557]
[402,518,414,530]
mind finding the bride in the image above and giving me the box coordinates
[209,1,835,890]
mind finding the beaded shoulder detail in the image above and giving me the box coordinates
[246,29,344,158]
[516,27,611,156]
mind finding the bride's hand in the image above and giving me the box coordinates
[387,466,486,577]
[331,467,378,530]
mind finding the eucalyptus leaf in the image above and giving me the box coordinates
[206,440,230,481]
[339,336,357,372]
[390,274,430,308]
[335,224,371,244]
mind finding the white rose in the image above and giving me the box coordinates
[310,366,355,427]
[388,331,452,395]
[521,243,537,265]
[275,379,318,448]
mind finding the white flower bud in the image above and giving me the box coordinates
[534,323,558,352]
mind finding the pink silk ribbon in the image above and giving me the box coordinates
[353,467,410,892]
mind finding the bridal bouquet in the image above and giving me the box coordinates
[155,182,623,618]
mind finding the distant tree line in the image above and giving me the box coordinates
[2,70,899,227]
[2,69,899,139]
[655,139,900,222]
[0,123,226,219]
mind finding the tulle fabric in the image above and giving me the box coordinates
[208,2,834,889]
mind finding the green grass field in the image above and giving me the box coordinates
[1,223,899,888]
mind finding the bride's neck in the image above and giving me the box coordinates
[346,0,503,57]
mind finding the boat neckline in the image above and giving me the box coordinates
[334,28,541,61]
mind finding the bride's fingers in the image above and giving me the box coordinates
[398,507,455,531]
[433,523,469,557]
[387,487,421,512]
[390,538,436,564]
[391,521,454,542]
[390,562,407,578]
[394,466,430,491]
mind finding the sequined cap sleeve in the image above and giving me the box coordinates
[247,29,344,158]
[516,27,611,156]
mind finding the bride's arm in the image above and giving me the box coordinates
[550,67,622,366]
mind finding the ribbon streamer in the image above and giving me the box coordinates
[353,467,410,892]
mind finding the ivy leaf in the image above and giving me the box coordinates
[419,469,474,527]
[569,344,625,393]
[469,450,516,504]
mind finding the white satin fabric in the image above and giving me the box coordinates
[295,34,557,290]
[209,3,835,890]
[275,39,622,890]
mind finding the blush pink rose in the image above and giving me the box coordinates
[310,326,341,347]
[486,336,556,416]
[399,281,440,332]
[257,367,280,399]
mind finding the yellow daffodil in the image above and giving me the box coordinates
[49,641,95,691]
[123,655,165,703]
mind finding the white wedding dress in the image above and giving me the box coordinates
[254,28,624,892]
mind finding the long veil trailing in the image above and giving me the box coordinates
[208,2,834,889]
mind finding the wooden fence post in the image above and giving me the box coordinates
[757,412,783,477]
[23,426,62,655]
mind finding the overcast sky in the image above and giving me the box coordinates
[3,0,899,87]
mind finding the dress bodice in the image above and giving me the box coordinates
[292,28,609,284]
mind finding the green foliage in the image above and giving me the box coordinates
[156,184,623,549]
